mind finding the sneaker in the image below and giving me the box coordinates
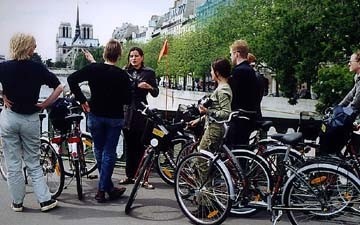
[95,191,106,203]
[11,202,23,212]
[108,187,126,200]
[40,199,58,212]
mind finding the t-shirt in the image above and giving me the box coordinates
[0,60,60,114]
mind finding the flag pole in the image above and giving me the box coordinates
[158,39,169,119]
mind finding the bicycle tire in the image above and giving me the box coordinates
[174,152,233,225]
[40,139,65,199]
[283,162,360,225]
[176,140,198,165]
[74,159,83,200]
[125,149,154,214]
[63,133,97,177]
[229,149,272,216]
[261,146,304,182]
[0,138,8,181]
[156,137,189,185]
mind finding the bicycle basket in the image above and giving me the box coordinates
[48,97,75,133]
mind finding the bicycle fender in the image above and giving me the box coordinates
[199,150,236,200]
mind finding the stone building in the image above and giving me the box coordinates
[56,4,99,68]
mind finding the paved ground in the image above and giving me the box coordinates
[0,165,290,225]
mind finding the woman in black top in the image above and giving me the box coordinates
[119,47,159,189]
[67,39,131,202]
[0,33,63,212]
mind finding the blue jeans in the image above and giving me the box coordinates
[0,108,52,204]
[87,113,123,192]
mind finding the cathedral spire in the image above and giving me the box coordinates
[73,3,81,43]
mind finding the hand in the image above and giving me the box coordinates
[198,104,207,114]
[81,102,90,113]
[82,49,96,63]
[138,82,153,90]
[188,118,200,127]
[2,95,13,109]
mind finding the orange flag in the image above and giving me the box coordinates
[158,39,168,62]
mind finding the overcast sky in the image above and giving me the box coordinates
[0,0,172,60]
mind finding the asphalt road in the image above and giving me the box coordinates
[0,166,290,225]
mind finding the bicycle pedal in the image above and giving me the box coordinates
[87,174,98,179]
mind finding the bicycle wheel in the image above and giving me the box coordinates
[261,146,304,181]
[176,140,198,165]
[63,133,96,177]
[0,137,8,181]
[40,139,65,199]
[74,159,83,200]
[283,162,360,225]
[125,149,154,214]
[230,149,272,216]
[156,137,190,185]
[175,152,233,225]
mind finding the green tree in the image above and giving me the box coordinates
[74,47,104,70]
[313,65,353,112]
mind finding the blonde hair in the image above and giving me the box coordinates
[230,39,249,58]
[103,39,122,62]
[9,33,36,60]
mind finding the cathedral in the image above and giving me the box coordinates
[56,5,99,68]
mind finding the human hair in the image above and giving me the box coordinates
[125,46,144,69]
[230,39,249,58]
[103,39,122,62]
[9,33,36,60]
[211,58,231,78]
[247,53,256,63]
[354,50,360,62]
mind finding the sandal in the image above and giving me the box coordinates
[141,181,155,190]
[118,177,135,185]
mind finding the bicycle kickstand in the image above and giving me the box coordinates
[271,209,283,225]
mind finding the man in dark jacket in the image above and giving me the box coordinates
[227,40,261,146]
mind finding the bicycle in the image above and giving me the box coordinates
[174,110,273,224]
[175,111,360,225]
[48,97,96,200]
[125,103,189,214]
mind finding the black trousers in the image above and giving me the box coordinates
[123,128,146,179]
[226,118,255,147]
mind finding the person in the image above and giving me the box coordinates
[189,58,232,152]
[227,40,261,146]
[340,50,360,110]
[320,50,360,155]
[247,53,266,119]
[119,47,159,189]
[67,39,131,203]
[0,33,63,212]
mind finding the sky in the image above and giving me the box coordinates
[0,0,172,60]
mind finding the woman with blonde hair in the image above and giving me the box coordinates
[0,33,63,212]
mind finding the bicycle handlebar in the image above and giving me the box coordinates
[208,109,256,124]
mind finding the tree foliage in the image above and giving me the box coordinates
[71,0,360,111]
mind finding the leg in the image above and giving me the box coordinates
[20,113,52,204]
[87,113,106,174]
[0,109,26,205]
[99,117,123,192]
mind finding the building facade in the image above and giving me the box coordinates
[56,5,99,68]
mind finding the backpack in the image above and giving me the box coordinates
[319,105,357,154]
[48,97,75,133]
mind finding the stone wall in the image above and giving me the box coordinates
[147,87,318,119]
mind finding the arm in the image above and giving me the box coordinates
[36,84,64,110]
[138,69,159,97]
[208,90,232,121]
[67,66,92,104]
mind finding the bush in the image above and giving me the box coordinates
[313,64,353,113]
